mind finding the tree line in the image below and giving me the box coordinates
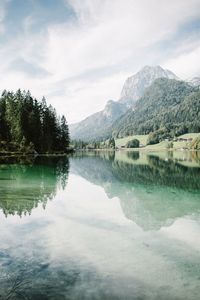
[0,90,70,153]
[71,137,115,149]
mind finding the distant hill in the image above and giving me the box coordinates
[70,65,178,141]
[69,100,127,141]
[112,78,200,139]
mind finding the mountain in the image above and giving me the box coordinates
[69,100,127,141]
[119,65,178,107]
[112,78,200,139]
[70,65,178,141]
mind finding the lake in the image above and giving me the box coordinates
[0,151,200,300]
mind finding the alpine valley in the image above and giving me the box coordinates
[69,65,200,142]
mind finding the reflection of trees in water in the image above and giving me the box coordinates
[71,151,200,230]
[0,156,69,217]
[112,155,200,190]
[112,153,200,229]
[71,151,200,192]
[126,151,140,160]
[73,150,116,162]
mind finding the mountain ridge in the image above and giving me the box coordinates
[69,100,127,141]
[70,65,180,141]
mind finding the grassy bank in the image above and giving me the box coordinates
[115,133,200,151]
[115,135,148,147]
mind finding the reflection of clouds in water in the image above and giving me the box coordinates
[0,154,200,299]
[13,174,198,299]
[161,218,200,250]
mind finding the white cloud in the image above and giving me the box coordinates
[0,0,200,122]
[164,44,200,79]
[0,0,8,33]
[47,72,127,122]
[45,0,200,80]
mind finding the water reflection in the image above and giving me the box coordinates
[71,150,200,230]
[0,151,200,299]
[0,156,69,217]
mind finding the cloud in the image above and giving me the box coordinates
[45,0,200,79]
[0,0,200,122]
[46,72,126,122]
[0,0,8,33]
[164,44,200,79]
[9,57,50,77]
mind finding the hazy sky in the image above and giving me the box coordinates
[0,0,200,123]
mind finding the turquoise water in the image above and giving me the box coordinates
[0,152,200,299]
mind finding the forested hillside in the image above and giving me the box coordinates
[0,90,70,153]
[112,78,200,139]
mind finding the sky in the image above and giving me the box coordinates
[0,0,200,123]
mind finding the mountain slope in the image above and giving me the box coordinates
[70,65,178,141]
[112,78,200,138]
[69,100,127,141]
[119,65,178,107]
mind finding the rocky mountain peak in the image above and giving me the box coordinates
[119,65,178,107]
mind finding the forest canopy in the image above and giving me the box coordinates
[0,90,70,153]
[112,78,200,139]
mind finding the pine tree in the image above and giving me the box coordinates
[108,137,115,149]
[60,115,70,151]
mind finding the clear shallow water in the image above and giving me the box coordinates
[0,152,200,300]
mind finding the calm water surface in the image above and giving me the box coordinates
[0,151,200,300]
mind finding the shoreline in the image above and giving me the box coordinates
[0,149,74,158]
[74,148,200,152]
[0,148,199,159]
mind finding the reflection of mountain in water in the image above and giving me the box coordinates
[71,151,200,230]
[0,156,69,217]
